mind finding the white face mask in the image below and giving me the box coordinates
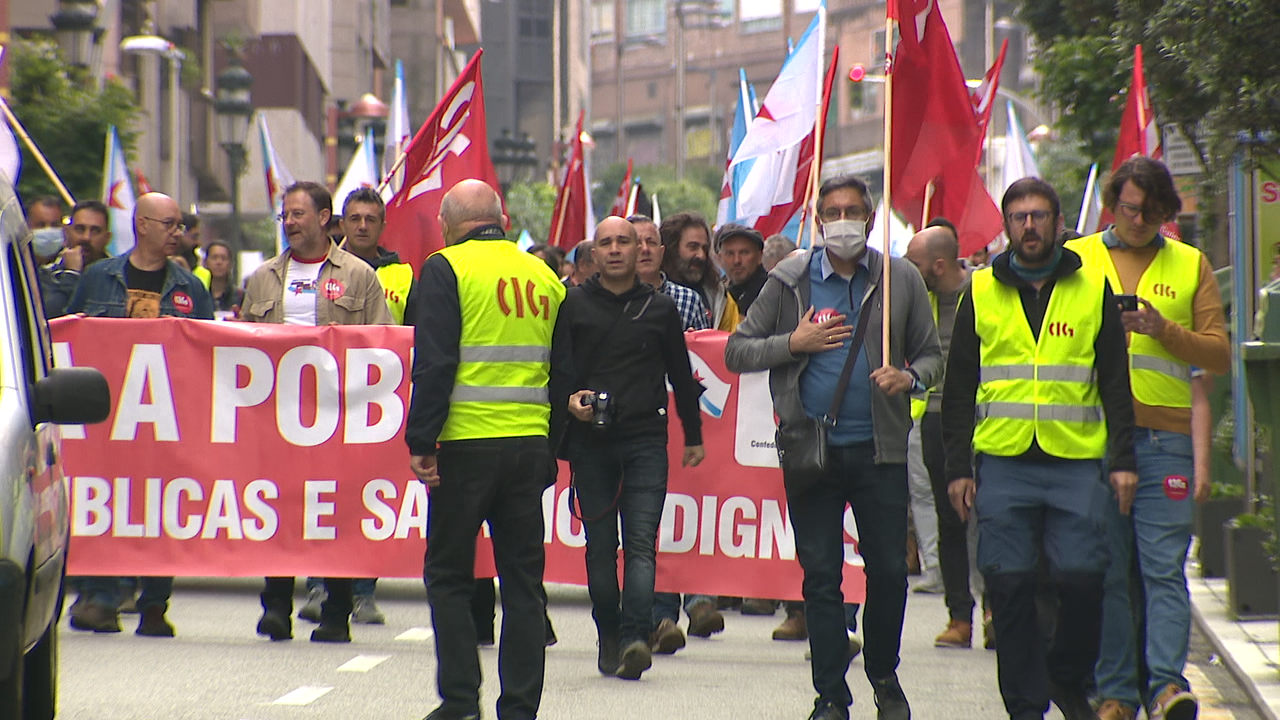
[821,219,867,260]
[32,227,64,260]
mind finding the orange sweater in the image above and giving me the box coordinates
[1105,244,1230,434]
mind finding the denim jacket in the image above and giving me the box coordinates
[65,252,215,319]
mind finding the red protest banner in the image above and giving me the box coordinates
[51,319,865,602]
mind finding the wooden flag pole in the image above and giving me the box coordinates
[376,145,411,195]
[880,13,894,366]
[0,99,75,207]
[922,179,935,226]
[805,4,829,251]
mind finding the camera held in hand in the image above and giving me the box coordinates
[581,391,615,432]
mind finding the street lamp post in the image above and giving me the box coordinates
[50,0,101,70]
[121,18,184,203]
[214,54,253,254]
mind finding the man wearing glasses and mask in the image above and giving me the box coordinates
[726,174,942,720]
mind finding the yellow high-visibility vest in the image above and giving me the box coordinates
[376,262,414,325]
[435,239,566,442]
[1067,233,1199,409]
[910,292,940,423]
[970,266,1107,459]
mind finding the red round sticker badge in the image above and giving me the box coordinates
[813,308,839,324]
[322,279,346,300]
[1164,475,1190,501]
[171,291,193,314]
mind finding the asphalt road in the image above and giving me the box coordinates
[53,578,1261,720]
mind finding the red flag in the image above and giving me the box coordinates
[889,0,1003,257]
[970,38,1008,163]
[548,111,589,250]
[134,168,153,195]
[609,158,633,217]
[381,51,502,274]
[753,47,839,240]
[1098,45,1178,237]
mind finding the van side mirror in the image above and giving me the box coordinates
[33,368,111,425]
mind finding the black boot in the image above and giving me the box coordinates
[312,579,352,643]
[256,591,292,641]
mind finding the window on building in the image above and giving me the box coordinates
[739,0,781,33]
[626,0,665,37]
[520,0,554,37]
[849,80,878,119]
[592,0,616,38]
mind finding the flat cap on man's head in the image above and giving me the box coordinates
[714,223,765,252]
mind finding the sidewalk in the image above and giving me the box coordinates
[1190,566,1280,719]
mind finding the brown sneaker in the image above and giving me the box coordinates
[1149,684,1197,720]
[68,602,121,633]
[1096,699,1137,720]
[933,620,972,648]
[650,617,686,655]
[771,609,808,640]
[739,598,778,615]
[982,609,995,650]
[687,599,725,637]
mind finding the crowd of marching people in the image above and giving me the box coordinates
[26,153,1228,720]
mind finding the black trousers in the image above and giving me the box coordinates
[426,437,550,720]
[261,577,353,623]
[922,411,976,623]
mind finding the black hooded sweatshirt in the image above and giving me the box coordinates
[551,275,704,453]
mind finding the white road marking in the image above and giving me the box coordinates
[395,626,434,641]
[337,654,391,672]
[272,686,333,705]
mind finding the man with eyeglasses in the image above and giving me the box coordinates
[942,178,1137,720]
[726,174,943,720]
[1065,157,1228,720]
[242,181,392,644]
[64,192,213,638]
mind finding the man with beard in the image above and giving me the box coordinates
[726,174,942,720]
[942,178,1137,720]
[904,226,981,642]
[660,211,740,330]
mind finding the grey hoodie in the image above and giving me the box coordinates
[724,248,943,464]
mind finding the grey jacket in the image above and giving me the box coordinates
[724,248,943,464]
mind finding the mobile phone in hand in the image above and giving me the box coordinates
[1116,294,1139,312]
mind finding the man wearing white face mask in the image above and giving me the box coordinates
[726,174,943,720]
[25,195,79,318]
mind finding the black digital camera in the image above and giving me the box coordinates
[582,391,615,432]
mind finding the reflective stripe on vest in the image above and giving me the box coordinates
[909,292,941,423]
[375,262,414,325]
[970,266,1107,459]
[1067,233,1200,408]
[434,239,566,442]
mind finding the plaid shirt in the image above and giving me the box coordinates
[658,274,711,331]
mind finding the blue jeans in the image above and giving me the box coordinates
[307,577,377,597]
[652,593,715,624]
[570,437,668,646]
[787,441,908,710]
[1096,429,1195,709]
[82,575,172,612]
[975,455,1110,720]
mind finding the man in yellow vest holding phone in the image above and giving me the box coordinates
[1068,156,1229,720]
[943,178,1137,720]
[405,179,566,720]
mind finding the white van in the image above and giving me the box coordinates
[0,180,110,720]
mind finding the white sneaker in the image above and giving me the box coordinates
[298,587,326,623]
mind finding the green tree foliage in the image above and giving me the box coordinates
[505,181,557,243]
[1018,0,1280,174]
[591,161,723,221]
[9,39,141,207]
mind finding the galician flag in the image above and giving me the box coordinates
[334,126,380,216]
[715,68,759,227]
[258,114,296,254]
[381,59,412,201]
[101,125,135,256]
[1000,100,1039,196]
